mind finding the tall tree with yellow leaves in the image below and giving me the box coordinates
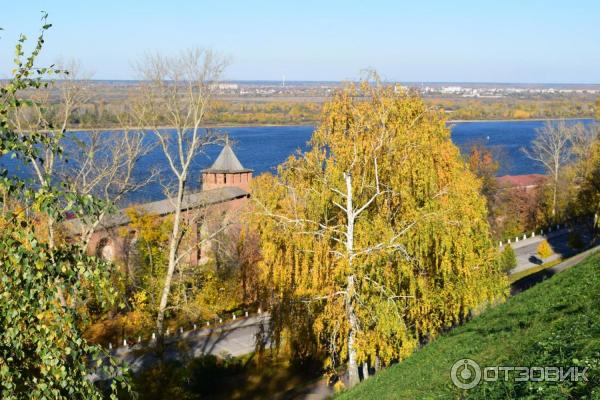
[251,79,507,387]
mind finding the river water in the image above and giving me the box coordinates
[2,119,594,204]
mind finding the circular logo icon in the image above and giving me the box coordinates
[451,358,481,390]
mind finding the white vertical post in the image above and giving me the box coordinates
[193,324,197,330]
[245,311,249,317]
[532,231,535,238]
[499,241,502,247]
[515,237,519,242]
[109,342,112,350]
[232,314,236,320]
[123,339,127,347]
[523,234,526,240]
[206,321,210,326]
[151,332,156,341]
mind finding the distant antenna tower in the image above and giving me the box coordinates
[282,74,286,88]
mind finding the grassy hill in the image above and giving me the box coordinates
[339,253,600,399]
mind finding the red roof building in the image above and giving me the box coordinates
[496,174,546,192]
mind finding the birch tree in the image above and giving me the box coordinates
[10,62,153,252]
[0,17,131,398]
[10,59,90,250]
[523,120,574,220]
[60,109,156,249]
[252,81,506,387]
[135,49,228,337]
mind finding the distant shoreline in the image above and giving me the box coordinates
[447,116,595,123]
[62,116,596,133]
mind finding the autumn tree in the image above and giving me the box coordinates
[498,245,517,273]
[252,79,507,387]
[537,240,554,259]
[523,121,574,220]
[60,111,156,250]
[10,59,153,253]
[573,138,600,227]
[135,49,228,337]
[467,143,499,199]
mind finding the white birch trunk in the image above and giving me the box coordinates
[344,172,360,387]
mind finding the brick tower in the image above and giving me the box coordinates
[201,139,253,192]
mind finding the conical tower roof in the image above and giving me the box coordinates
[203,140,252,173]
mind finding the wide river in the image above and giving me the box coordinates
[2,119,595,204]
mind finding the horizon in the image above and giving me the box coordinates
[3,78,600,87]
[2,1,600,83]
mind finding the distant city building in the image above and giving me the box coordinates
[214,83,239,90]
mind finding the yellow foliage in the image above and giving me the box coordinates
[333,380,346,393]
[512,109,531,119]
[537,240,554,259]
[252,80,508,372]
[124,290,153,335]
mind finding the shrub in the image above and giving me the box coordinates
[499,245,517,273]
[537,239,554,259]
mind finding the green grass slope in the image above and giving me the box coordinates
[339,254,600,399]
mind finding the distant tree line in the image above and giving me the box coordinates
[17,86,597,130]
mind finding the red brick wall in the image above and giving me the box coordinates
[202,171,252,192]
[86,195,250,267]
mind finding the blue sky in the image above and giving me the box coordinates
[1,1,599,83]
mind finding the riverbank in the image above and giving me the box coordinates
[60,116,595,133]
[447,116,595,123]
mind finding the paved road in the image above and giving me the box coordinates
[511,243,600,294]
[94,314,270,377]
[504,226,594,274]
[509,229,568,274]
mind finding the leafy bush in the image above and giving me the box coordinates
[537,240,554,259]
[499,245,517,273]
[0,17,131,398]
